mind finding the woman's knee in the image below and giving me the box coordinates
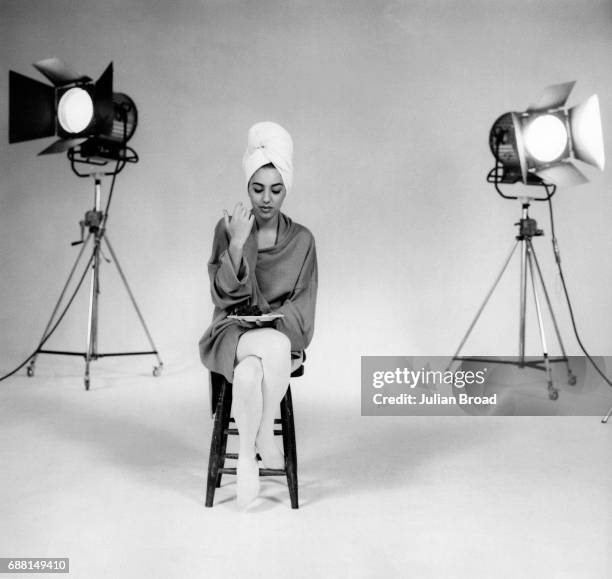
[237,328,291,362]
[233,356,263,394]
[258,328,291,360]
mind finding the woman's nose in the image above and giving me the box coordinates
[262,190,271,203]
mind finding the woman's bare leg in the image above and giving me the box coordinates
[236,328,291,469]
[232,355,263,507]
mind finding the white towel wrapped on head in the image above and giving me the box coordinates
[242,121,293,194]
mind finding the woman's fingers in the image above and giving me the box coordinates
[228,202,250,221]
[224,202,254,245]
[225,203,248,223]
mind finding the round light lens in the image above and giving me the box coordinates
[523,114,568,163]
[57,87,94,134]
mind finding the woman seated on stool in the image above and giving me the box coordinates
[199,121,318,507]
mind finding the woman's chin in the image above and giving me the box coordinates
[256,209,276,221]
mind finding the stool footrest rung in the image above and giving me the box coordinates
[224,453,264,461]
[224,428,283,435]
[218,467,286,476]
[231,418,282,424]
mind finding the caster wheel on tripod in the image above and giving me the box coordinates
[84,377,90,391]
[26,366,35,377]
[153,366,162,377]
[548,389,559,401]
[568,374,577,386]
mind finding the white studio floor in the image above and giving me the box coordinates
[0,359,610,579]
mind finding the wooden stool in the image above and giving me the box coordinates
[205,365,302,509]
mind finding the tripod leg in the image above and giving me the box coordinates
[526,244,557,400]
[103,235,164,373]
[602,404,612,424]
[519,238,528,364]
[449,240,519,367]
[27,233,93,377]
[84,237,101,391]
[528,241,576,386]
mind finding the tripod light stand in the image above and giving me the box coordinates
[451,200,574,400]
[26,170,163,390]
[452,81,606,406]
[9,57,163,389]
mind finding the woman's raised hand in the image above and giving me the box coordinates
[224,202,254,247]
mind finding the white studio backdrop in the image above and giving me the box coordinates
[1,0,611,399]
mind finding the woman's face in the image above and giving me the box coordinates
[247,165,286,223]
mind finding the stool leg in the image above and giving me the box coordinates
[205,382,232,507]
[281,386,299,509]
[216,403,231,488]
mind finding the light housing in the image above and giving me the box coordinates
[9,58,137,160]
[490,81,605,187]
